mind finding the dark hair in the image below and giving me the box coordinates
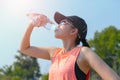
[75,37,90,47]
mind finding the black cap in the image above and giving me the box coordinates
[54,12,87,40]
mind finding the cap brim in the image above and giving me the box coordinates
[54,12,67,24]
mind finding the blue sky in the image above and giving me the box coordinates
[0,0,120,74]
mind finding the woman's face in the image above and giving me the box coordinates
[54,19,76,39]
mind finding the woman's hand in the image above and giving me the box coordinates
[27,13,51,27]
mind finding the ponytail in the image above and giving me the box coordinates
[75,37,90,48]
[81,39,90,48]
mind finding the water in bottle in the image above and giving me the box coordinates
[27,13,57,31]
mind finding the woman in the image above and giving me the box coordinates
[19,12,120,80]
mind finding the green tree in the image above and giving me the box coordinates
[89,26,120,80]
[0,52,41,80]
[13,52,41,79]
[41,74,48,80]
[0,65,23,80]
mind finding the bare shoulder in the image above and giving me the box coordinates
[80,46,101,65]
[80,46,92,53]
[48,46,59,58]
[80,46,93,58]
[80,46,100,59]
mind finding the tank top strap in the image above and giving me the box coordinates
[72,46,82,58]
[52,48,62,58]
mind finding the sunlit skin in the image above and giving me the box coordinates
[19,14,120,80]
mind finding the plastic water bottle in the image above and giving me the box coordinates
[44,23,57,31]
[27,13,57,31]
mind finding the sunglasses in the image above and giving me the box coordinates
[59,20,72,25]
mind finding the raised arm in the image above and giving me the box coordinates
[19,22,57,60]
[81,47,120,80]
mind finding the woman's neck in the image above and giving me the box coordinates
[62,39,76,52]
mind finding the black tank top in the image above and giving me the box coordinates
[75,62,86,80]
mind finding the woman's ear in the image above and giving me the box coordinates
[71,28,78,35]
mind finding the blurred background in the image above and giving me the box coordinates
[0,0,120,80]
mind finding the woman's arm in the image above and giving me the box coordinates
[81,47,120,80]
[19,22,57,60]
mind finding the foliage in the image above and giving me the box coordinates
[41,74,49,80]
[89,26,120,80]
[0,52,41,80]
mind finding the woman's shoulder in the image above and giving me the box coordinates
[79,46,101,66]
[49,46,62,58]
[78,46,93,61]
[80,46,92,54]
